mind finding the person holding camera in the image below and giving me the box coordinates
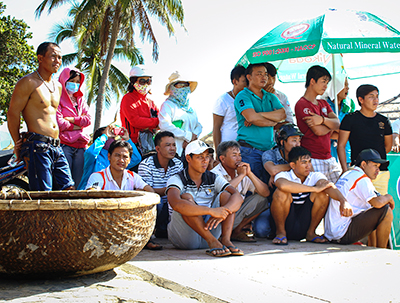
[77,124,141,190]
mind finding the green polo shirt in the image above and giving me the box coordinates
[234,87,283,151]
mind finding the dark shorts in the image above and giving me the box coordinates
[337,205,389,245]
[20,132,74,191]
[271,195,313,241]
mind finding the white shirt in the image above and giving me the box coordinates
[274,170,327,204]
[159,100,203,156]
[324,167,378,241]
[211,163,255,199]
[85,166,148,190]
[274,90,294,124]
[212,92,238,143]
[392,118,400,134]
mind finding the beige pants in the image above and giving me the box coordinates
[371,171,390,195]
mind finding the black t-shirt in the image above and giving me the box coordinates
[340,111,392,170]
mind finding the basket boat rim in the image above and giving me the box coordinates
[0,190,160,211]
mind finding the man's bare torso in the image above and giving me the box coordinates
[22,72,62,139]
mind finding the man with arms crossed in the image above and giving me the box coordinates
[211,141,270,242]
[271,146,346,245]
[166,140,244,257]
[212,65,247,148]
[7,42,74,191]
[325,149,394,248]
[295,65,341,183]
[138,131,184,238]
[234,63,286,183]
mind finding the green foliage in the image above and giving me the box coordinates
[0,2,36,124]
[49,3,144,110]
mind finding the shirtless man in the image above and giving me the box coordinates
[7,42,74,191]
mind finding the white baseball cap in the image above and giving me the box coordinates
[185,140,214,156]
[129,66,151,78]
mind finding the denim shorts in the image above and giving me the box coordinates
[20,139,74,191]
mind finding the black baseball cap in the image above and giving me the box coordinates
[355,149,389,166]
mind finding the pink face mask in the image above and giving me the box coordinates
[134,83,150,95]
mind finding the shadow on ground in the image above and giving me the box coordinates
[0,269,116,301]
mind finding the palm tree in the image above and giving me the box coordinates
[36,0,185,130]
[49,7,143,116]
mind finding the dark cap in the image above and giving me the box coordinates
[355,149,389,166]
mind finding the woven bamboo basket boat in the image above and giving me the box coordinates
[0,189,159,278]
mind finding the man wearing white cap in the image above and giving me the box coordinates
[166,140,244,257]
[120,66,159,153]
[324,149,394,248]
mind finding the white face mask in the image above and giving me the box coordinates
[66,82,80,93]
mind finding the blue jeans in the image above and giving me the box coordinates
[62,144,85,187]
[20,139,74,191]
[254,209,272,238]
[240,146,268,184]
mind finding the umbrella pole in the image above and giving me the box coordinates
[332,54,339,115]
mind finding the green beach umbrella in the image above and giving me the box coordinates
[237,9,400,112]
[237,9,400,81]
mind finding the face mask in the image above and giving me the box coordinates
[168,86,193,112]
[134,82,150,95]
[66,82,80,93]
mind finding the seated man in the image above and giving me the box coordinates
[211,141,269,242]
[166,140,244,257]
[324,149,394,248]
[85,139,161,250]
[254,123,303,238]
[138,131,184,238]
[271,146,346,245]
[86,139,153,191]
[78,124,141,189]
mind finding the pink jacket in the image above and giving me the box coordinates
[57,67,91,148]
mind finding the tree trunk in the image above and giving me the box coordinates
[93,4,121,132]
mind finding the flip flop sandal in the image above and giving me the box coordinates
[307,235,329,244]
[144,240,163,250]
[206,246,231,257]
[231,230,257,242]
[273,236,288,245]
[226,245,244,256]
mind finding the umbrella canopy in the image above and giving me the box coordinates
[237,9,400,83]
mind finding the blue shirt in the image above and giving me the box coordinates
[235,87,283,151]
[77,134,141,189]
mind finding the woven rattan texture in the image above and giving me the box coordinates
[0,205,156,277]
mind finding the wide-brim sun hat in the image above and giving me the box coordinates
[129,66,152,78]
[164,71,197,95]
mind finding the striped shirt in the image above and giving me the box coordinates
[274,170,327,204]
[138,154,183,204]
[166,169,230,208]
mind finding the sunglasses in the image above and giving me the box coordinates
[174,82,190,88]
[138,78,152,85]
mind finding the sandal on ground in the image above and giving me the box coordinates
[144,240,163,250]
[231,230,257,242]
[226,245,244,256]
[206,246,231,257]
[272,236,288,245]
[307,235,329,244]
